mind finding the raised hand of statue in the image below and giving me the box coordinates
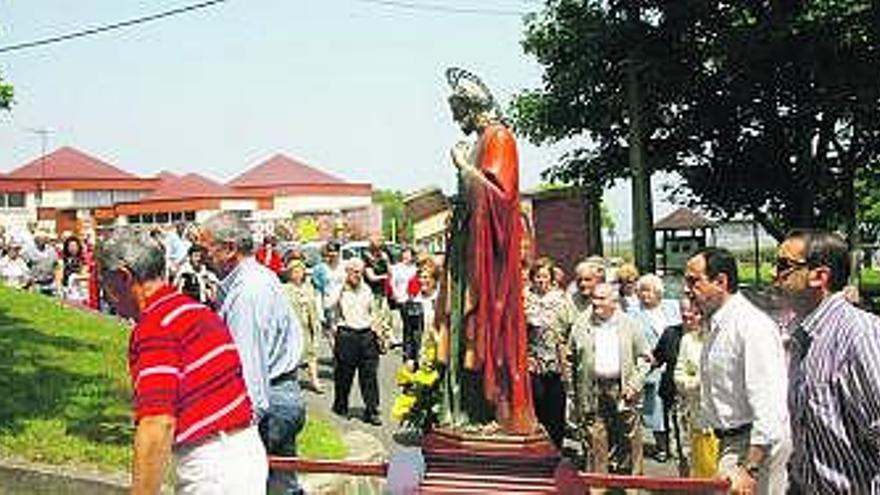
[450,140,473,170]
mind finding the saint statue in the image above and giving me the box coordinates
[436,68,537,436]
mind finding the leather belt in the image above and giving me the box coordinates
[338,326,371,334]
[269,369,298,386]
[714,422,752,439]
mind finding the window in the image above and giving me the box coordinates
[156,212,170,223]
[142,213,155,224]
[184,211,196,222]
[171,212,182,222]
[0,194,5,208]
[128,215,141,224]
[6,192,25,208]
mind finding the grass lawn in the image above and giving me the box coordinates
[0,285,345,474]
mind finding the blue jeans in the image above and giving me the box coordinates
[259,379,307,495]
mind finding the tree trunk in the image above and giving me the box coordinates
[624,27,655,272]
[582,187,604,256]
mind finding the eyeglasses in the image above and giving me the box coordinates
[775,257,808,277]
[684,274,707,287]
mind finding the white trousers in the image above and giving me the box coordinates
[718,431,792,494]
[175,425,268,495]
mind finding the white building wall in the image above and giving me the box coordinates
[273,194,370,215]
[40,190,76,209]
[0,192,38,233]
[195,210,221,223]
[219,199,257,212]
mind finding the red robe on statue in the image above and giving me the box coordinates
[463,123,536,434]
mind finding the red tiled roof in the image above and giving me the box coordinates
[156,171,178,183]
[5,146,138,180]
[228,153,343,189]
[142,173,238,201]
[654,207,715,230]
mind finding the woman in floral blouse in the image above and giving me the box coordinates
[284,259,323,393]
[524,257,569,448]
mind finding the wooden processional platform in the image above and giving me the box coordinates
[418,427,562,494]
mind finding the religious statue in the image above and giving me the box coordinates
[436,68,538,436]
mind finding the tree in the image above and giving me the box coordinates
[514,0,880,244]
[372,189,412,242]
[0,74,12,109]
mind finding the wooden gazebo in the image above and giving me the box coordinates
[654,207,716,273]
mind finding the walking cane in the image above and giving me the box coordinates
[671,402,688,476]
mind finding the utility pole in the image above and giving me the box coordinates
[26,127,53,207]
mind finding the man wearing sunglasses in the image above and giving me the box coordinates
[775,231,880,493]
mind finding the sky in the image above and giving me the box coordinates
[0,0,676,240]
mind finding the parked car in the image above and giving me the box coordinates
[341,240,403,262]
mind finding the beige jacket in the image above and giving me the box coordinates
[568,309,651,418]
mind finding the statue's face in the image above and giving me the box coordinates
[449,96,477,135]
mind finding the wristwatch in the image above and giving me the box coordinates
[740,461,761,479]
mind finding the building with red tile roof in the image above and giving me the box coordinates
[0,147,375,239]
[113,173,269,225]
[0,146,158,235]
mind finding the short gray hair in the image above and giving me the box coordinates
[636,274,664,297]
[345,257,365,272]
[96,230,165,283]
[593,282,620,301]
[200,213,254,255]
[575,259,605,279]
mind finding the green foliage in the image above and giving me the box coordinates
[600,201,616,233]
[297,415,348,460]
[0,71,12,109]
[0,286,346,473]
[514,0,880,241]
[0,286,132,472]
[372,189,413,242]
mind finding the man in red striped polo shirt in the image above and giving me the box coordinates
[99,232,267,494]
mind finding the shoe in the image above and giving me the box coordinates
[654,451,669,463]
[331,405,349,419]
[363,413,382,426]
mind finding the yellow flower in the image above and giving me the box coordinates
[413,368,439,387]
[423,342,437,363]
[391,393,417,421]
[396,365,415,385]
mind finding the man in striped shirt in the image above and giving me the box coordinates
[776,231,880,493]
[98,231,266,495]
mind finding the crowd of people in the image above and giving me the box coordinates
[513,232,880,494]
[3,216,878,494]
[0,223,96,306]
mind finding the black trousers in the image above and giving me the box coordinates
[531,371,566,449]
[401,301,424,366]
[333,327,380,415]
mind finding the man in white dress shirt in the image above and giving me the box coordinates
[685,247,791,494]
[568,283,650,474]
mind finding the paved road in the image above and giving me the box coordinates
[301,333,404,451]
[301,332,680,481]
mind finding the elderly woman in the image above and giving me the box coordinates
[616,262,640,311]
[524,257,569,448]
[97,231,267,494]
[628,273,681,462]
[413,258,441,369]
[284,259,323,394]
[674,296,718,478]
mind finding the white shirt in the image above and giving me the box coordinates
[389,262,417,304]
[337,281,375,330]
[700,292,790,446]
[594,318,621,377]
[0,255,30,288]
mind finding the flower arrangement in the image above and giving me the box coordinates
[391,337,442,431]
